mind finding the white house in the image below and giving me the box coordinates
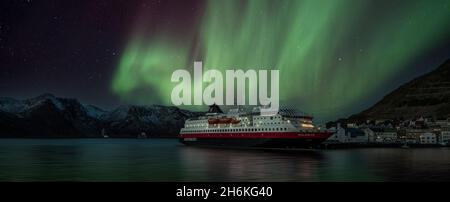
[371,128,398,143]
[440,128,450,145]
[362,128,375,142]
[326,124,347,143]
[326,124,368,143]
[435,119,450,127]
[420,132,437,144]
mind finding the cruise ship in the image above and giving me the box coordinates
[179,105,333,149]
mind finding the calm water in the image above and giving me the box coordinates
[1,139,450,181]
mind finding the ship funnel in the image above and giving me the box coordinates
[207,104,223,114]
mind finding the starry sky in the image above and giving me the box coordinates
[1,0,450,122]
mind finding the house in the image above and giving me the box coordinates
[326,124,347,143]
[435,118,450,127]
[420,132,437,144]
[346,128,368,143]
[361,128,375,142]
[325,124,368,143]
[371,128,398,143]
[439,127,450,145]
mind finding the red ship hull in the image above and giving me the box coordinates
[179,131,333,149]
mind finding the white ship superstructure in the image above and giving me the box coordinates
[179,105,333,148]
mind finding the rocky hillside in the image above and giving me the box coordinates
[0,94,199,138]
[349,59,450,121]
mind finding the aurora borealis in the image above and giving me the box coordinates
[1,0,450,122]
[111,0,450,121]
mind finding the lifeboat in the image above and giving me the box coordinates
[208,118,219,124]
[218,117,232,124]
[231,119,241,124]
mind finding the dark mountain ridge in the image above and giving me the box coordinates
[0,94,200,138]
[349,59,450,121]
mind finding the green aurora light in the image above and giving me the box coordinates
[111,0,450,121]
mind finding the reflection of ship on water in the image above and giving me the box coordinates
[179,105,334,149]
[179,145,325,181]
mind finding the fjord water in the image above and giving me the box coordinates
[1,139,450,181]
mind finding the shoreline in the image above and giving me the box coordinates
[0,138,448,149]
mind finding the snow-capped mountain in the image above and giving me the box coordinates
[0,94,199,138]
[99,105,198,138]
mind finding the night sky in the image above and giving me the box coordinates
[1,0,450,122]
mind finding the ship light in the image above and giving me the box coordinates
[301,123,314,128]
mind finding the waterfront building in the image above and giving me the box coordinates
[435,118,450,127]
[440,127,450,145]
[346,128,368,143]
[420,132,437,144]
[326,124,368,143]
[326,124,347,143]
[371,128,398,143]
[362,128,376,142]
